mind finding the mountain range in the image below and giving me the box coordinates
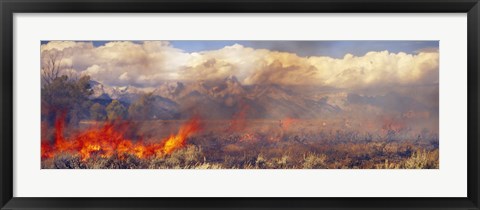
[88,75,433,120]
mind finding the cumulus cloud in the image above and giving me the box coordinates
[40,41,439,89]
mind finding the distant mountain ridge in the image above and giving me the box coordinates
[88,76,433,120]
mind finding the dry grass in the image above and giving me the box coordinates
[42,119,439,169]
[42,139,439,169]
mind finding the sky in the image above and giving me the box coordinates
[42,40,438,59]
[170,41,437,58]
[40,40,439,89]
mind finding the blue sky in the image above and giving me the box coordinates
[42,40,438,58]
[169,41,438,58]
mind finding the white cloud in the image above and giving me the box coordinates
[119,72,129,81]
[40,41,439,89]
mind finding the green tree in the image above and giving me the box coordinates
[41,75,93,126]
[90,103,106,120]
[106,100,127,120]
[128,93,155,120]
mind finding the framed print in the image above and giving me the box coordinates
[1,0,479,209]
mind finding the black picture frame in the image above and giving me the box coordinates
[1,0,479,209]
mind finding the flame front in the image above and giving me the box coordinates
[162,117,201,154]
[41,116,201,161]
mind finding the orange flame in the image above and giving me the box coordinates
[281,117,299,130]
[54,111,66,145]
[227,103,249,132]
[162,117,201,154]
[41,116,201,161]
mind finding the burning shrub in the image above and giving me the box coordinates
[41,116,439,169]
[42,116,201,162]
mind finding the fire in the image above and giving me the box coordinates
[281,117,299,130]
[41,116,201,161]
[239,133,259,142]
[162,117,201,154]
[226,103,249,132]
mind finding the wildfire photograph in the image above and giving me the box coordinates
[41,40,439,169]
